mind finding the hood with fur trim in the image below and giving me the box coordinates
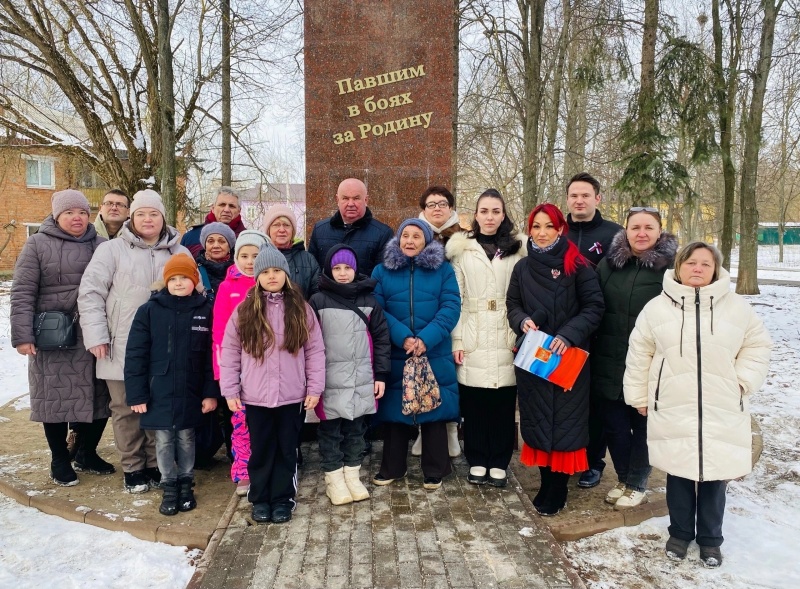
[606,230,678,271]
[381,237,446,271]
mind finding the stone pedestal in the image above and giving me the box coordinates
[304,0,455,235]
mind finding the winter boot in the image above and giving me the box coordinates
[73,418,115,475]
[159,481,179,516]
[144,467,162,489]
[43,422,78,486]
[343,465,370,501]
[532,466,552,509]
[446,422,461,457]
[325,467,354,505]
[537,471,569,516]
[178,477,197,512]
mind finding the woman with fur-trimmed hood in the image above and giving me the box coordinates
[590,207,678,510]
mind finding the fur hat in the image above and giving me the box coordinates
[254,244,291,278]
[262,204,297,237]
[200,222,236,251]
[397,218,434,245]
[51,189,90,220]
[130,189,166,217]
[163,253,200,287]
[234,229,272,259]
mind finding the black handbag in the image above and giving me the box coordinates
[34,311,78,350]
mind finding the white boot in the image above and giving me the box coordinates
[325,467,353,505]
[343,465,370,501]
[411,427,422,456]
[447,422,461,457]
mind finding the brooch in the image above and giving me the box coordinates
[551,269,561,279]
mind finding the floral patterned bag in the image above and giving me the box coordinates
[401,355,441,415]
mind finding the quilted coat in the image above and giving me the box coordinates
[445,231,526,388]
[211,264,255,379]
[624,268,772,481]
[78,221,191,381]
[371,238,461,425]
[10,215,110,423]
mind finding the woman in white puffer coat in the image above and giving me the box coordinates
[624,242,771,568]
[446,189,525,487]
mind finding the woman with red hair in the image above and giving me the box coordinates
[506,203,604,515]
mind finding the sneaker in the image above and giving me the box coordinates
[488,468,508,488]
[605,482,627,504]
[51,458,79,487]
[144,467,161,489]
[665,536,690,561]
[73,451,116,475]
[411,430,422,456]
[372,472,405,486]
[699,546,723,568]
[614,488,648,509]
[252,503,271,523]
[468,466,488,485]
[178,477,196,512]
[236,479,251,497]
[159,482,179,516]
[124,470,149,494]
[271,502,292,524]
[577,468,602,488]
[423,477,442,490]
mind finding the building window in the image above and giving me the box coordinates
[24,223,41,237]
[26,158,54,188]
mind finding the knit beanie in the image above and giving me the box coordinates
[200,221,236,251]
[51,189,90,220]
[234,229,272,258]
[253,244,291,277]
[397,218,434,245]
[330,248,357,272]
[130,189,166,217]
[163,253,200,287]
[262,204,297,237]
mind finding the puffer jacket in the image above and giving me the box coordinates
[196,252,234,301]
[506,237,605,452]
[371,238,461,425]
[566,211,623,267]
[212,264,255,379]
[308,208,393,278]
[624,268,772,481]
[309,268,391,421]
[125,288,220,430]
[78,221,191,381]
[591,231,678,402]
[219,292,326,407]
[281,240,321,299]
[446,231,526,388]
[10,215,110,423]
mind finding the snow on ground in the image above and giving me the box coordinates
[0,285,31,407]
[563,283,800,588]
[0,494,198,589]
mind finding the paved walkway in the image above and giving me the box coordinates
[195,443,583,589]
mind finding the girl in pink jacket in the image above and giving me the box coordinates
[219,245,325,524]
[212,230,271,494]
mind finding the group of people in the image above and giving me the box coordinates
[10,173,771,568]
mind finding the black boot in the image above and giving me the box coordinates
[178,477,197,512]
[538,471,570,516]
[159,481,179,516]
[43,422,78,486]
[533,466,551,510]
[73,419,115,475]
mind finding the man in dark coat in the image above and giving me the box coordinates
[308,178,393,278]
[182,187,247,258]
[564,172,624,489]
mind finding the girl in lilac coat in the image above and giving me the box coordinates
[219,245,325,524]
[212,230,272,494]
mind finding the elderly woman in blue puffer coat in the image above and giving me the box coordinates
[370,218,461,491]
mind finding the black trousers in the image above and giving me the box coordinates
[378,421,452,479]
[318,415,368,472]
[460,384,517,470]
[245,402,305,507]
[585,394,607,472]
[666,474,727,547]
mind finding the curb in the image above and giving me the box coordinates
[185,491,243,589]
[0,475,217,550]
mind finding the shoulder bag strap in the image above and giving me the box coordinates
[324,291,370,327]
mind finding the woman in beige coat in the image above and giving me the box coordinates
[446,189,525,487]
[624,242,771,568]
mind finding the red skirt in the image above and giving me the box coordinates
[520,443,588,475]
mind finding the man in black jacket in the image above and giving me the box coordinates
[308,178,393,278]
[565,172,623,490]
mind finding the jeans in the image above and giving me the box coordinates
[154,429,195,484]
[318,416,368,472]
[601,397,651,491]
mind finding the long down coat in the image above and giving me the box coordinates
[371,238,461,425]
[624,268,771,481]
[506,238,605,452]
[10,215,110,423]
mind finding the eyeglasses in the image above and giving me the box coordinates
[102,201,128,209]
[629,206,659,214]
[425,201,450,209]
